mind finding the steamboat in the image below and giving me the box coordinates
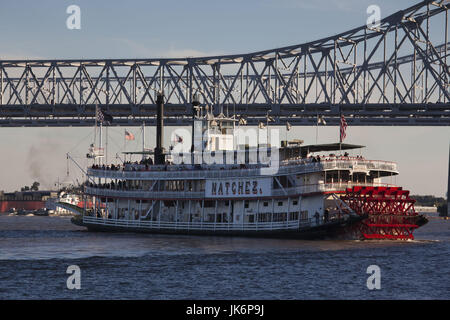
[71,94,428,240]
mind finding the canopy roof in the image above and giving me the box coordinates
[122,150,154,155]
[121,143,364,157]
[300,143,364,157]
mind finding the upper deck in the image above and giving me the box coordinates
[86,156,398,181]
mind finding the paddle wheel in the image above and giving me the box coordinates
[340,186,426,240]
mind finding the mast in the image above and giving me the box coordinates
[339,106,343,154]
[105,126,108,164]
[94,105,98,165]
[316,108,319,144]
[99,121,103,165]
[142,122,145,161]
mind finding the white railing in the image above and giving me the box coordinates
[87,164,320,180]
[320,159,397,172]
[87,159,397,180]
[84,187,204,199]
[86,182,397,199]
[82,215,308,231]
[272,182,398,196]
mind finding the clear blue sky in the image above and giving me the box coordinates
[0,0,448,197]
[0,0,420,59]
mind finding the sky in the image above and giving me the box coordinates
[0,0,449,197]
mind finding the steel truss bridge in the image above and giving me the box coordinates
[0,0,449,127]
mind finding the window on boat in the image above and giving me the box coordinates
[204,201,215,208]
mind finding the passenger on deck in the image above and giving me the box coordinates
[314,211,320,225]
[324,209,329,223]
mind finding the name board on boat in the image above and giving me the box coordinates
[205,178,271,198]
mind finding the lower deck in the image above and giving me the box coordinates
[83,192,345,229]
[75,214,363,239]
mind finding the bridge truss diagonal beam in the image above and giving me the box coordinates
[0,0,449,127]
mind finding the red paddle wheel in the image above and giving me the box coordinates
[340,186,424,240]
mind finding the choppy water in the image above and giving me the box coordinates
[0,215,448,299]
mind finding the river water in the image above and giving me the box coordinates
[0,215,448,299]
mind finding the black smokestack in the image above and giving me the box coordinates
[155,93,165,165]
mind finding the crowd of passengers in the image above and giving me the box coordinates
[91,163,122,171]
[86,180,141,191]
[305,152,365,163]
[91,160,264,172]
[90,152,366,172]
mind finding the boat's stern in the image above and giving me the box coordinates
[340,186,426,240]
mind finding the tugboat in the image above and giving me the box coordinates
[71,94,427,240]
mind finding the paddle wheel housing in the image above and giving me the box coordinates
[340,186,421,240]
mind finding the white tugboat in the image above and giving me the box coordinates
[71,94,427,240]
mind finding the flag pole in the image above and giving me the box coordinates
[142,122,145,161]
[285,122,292,146]
[105,126,108,165]
[100,122,103,165]
[338,107,341,186]
[94,105,98,164]
[316,124,318,145]
[339,105,345,155]
[339,112,342,155]
[316,108,318,144]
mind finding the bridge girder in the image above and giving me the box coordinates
[0,0,449,127]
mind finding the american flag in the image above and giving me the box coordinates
[125,130,135,141]
[173,134,183,143]
[317,115,327,125]
[95,106,113,124]
[286,121,292,131]
[96,105,104,123]
[340,114,348,142]
[238,117,247,125]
